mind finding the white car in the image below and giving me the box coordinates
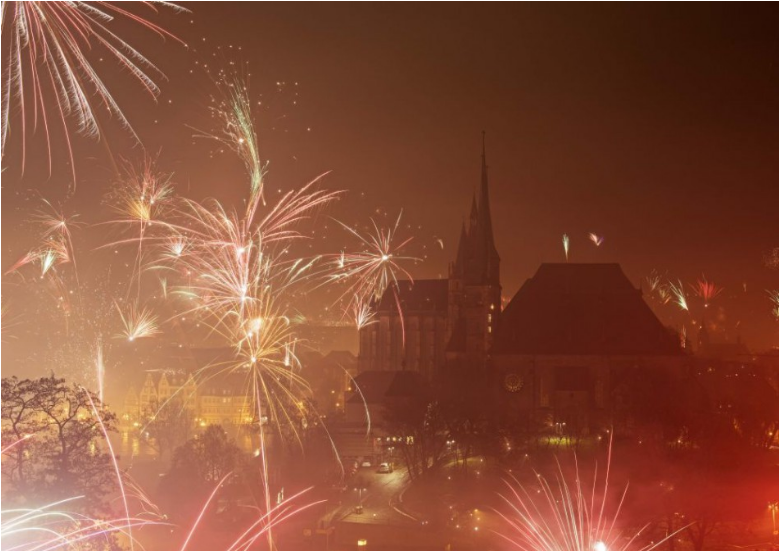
[377,462,392,474]
[360,460,372,468]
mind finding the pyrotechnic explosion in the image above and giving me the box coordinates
[93,75,353,548]
[495,437,682,551]
[1,1,187,181]
[115,303,161,341]
[588,233,604,247]
[562,234,570,261]
[690,277,723,308]
[350,294,377,330]
[5,200,79,279]
[330,212,417,303]
[325,211,417,341]
[668,280,689,311]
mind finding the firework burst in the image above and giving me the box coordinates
[350,294,377,330]
[1,1,186,181]
[563,234,570,261]
[495,435,682,551]
[588,233,604,247]
[690,277,722,308]
[668,280,688,311]
[6,200,79,279]
[115,303,161,341]
[330,212,417,302]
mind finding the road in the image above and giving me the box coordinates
[335,466,417,526]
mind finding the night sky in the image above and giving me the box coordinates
[2,1,778,375]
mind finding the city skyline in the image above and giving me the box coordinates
[1,3,778,551]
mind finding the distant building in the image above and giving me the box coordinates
[358,133,500,377]
[491,263,683,431]
[338,370,427,462]
[122,348,255,429]
[696,320,753,363]
[356,136,688,434]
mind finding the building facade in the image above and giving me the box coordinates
[122,370,254,429]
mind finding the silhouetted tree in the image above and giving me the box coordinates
[1,376,117,514]
[159,425,243,521]
[384,395,447,480]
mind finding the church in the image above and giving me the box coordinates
[356,136,684,431]
[357,134,500,379]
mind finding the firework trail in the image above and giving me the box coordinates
[0,497,167,551]
[94,337,106,403]
[181,471,234,551]
[668,280,688,311]
[768,290,778,320]
[690,277,722,308]
[83,388,134,550]
[495,434,682,551]
[1,433,33,455]
[101,86,337,452]
[563,234,570,262]
[226,487,325,551]
[1,1,186,181]
[588,233,604,247]
[95,77,355,547]
[194,75,267,206]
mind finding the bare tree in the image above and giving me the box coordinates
[1,376,117,513]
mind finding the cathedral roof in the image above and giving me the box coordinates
[494,263,682,356]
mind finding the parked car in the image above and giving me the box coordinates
[376,462,392,474]
[360,460,372,468]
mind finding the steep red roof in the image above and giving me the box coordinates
[494,263,682,355]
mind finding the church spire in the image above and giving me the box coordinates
[478,132,499,265]
[481,130,488,193]
[469,193,479,231]
[453,221,468,276]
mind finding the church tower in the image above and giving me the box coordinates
[447,133,502,370]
